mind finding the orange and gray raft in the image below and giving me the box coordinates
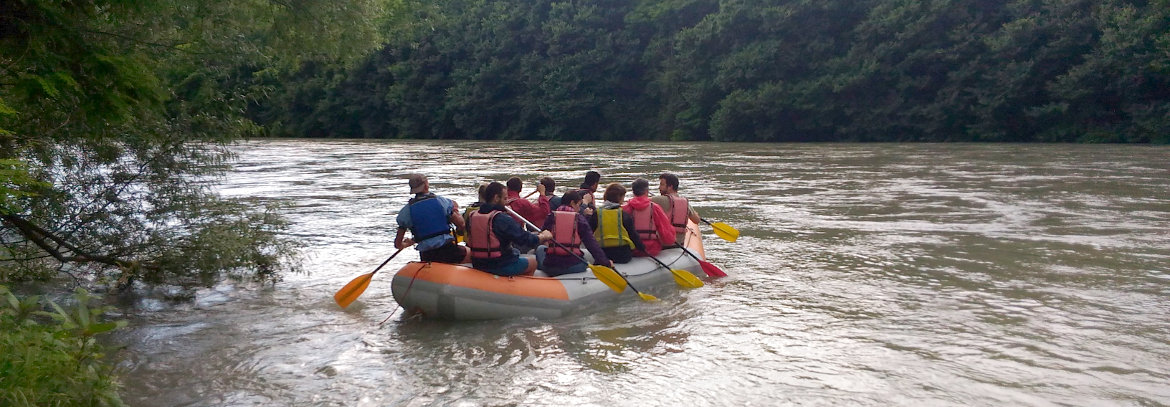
[390,221,708,320]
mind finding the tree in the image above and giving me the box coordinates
[1,0,391,288]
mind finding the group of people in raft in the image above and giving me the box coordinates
[393,171,701,277]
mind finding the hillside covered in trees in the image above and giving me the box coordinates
[253,0,1170,143]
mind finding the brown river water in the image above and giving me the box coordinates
[114,140,1170,406]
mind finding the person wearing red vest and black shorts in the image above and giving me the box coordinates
[467,182,552,276]
[536,190,612,277]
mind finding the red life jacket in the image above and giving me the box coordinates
[666,195,689,234]
[467,210,503,259]
[548,210,583,256]
[630,204,658,243]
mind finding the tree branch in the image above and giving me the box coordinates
[1,214,158,271]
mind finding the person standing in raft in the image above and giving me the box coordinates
[623,178,676,257]
[395,174,469,264]
[652,172,701,246]
[537,190,613,276]
[505,177,550,229]
[467,182,553,276]
[594,183,646,264]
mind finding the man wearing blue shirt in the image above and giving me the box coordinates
[394,174,468,264]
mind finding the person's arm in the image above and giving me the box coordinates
[651,203,677,246]
[623,213,646,252]
[535,194,551,219]
[395,228,414,249]
[577,215,611,266]
[688,204,700,224]
[448,211,465,236]
[494,213,540,248]
[395,207,414,249]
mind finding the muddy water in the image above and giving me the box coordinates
[116,140,1170,406]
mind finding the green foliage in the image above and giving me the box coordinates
[1,0,392,287]
[0,160,47,215]
[0,285,125,406]
[253,0,1169,143]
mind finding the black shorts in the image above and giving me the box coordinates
[420,241,467,264]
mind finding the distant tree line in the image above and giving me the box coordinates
[251,0,1170,143]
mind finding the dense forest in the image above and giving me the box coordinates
[253,0,1170,143]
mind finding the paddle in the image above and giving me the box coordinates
[504,206,657,301]
[676,245,728,278]
[700,217,739,242]
[333,246,408,308]
[648,255,703,288]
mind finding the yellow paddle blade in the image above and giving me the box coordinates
[711,222,739,242]
[333,273,374,308]
[670,269,704,288]
[636,291,659,301]
[589,264,627,293]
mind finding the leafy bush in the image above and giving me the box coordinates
[0,286,125,407]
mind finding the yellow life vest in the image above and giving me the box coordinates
[594,207,635,249]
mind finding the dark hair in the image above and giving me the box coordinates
[506,177,522,192]
[581,170,601,188]
[659,173,680,191]
[539,177,556,195]
[603,183,626,203]
[481,181,506,203]
[631,178,650,196]
[560,190,582,206]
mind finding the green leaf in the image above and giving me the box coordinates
[84,321,120,335]
[0,96,16,115]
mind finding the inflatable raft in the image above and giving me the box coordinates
[390,222,708,320]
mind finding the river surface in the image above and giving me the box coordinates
[114,140,1170,406]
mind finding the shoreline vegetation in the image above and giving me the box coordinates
[1,0,1165,404]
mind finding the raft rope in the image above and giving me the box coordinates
[379,262,428,326]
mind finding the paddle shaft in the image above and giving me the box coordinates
[678,245,728,277]
[646,254,673,271]
[371,246,407,276]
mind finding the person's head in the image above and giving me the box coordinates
[475,182,490,203]
[539,177,556,195]
[408,174,429,194]
[658,173,680,194]
[581,170,601,191]
[560,190,582,209]
[481,182,507,205]
[506,177,523,192]
[603,183,626,204]
[631,178,650,197]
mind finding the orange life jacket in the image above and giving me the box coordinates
[467,210,503,259]
[548,210,583,256]
[630,204,658,243]
[666,194,689,234]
